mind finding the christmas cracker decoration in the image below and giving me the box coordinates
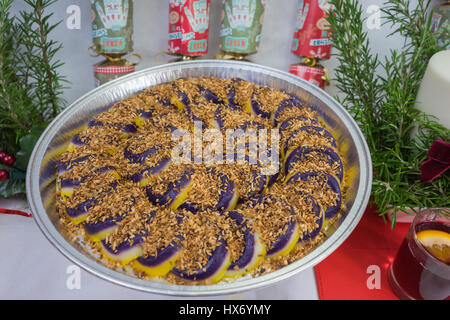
[289,57,329,89]
[289,0,333,89]
[431,2,449,50]
[91,0,134,55]
[93,59,136,87]
[90,0,139,86]
[217,0,266,60]
[167,0,210,60]
[291,0,333,59]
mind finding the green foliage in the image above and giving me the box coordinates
[0,177,26,198]
[0,0,66,197]
[327,0,450,226]
[15,123,48,171]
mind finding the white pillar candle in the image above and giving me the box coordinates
[415,50,450,130]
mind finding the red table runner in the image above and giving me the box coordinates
[314,205,410,300]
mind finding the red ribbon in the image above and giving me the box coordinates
[0,207,32,218]
[420,140,450,183]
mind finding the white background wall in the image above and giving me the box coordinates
[11,0,444,106]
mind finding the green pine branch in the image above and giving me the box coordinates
[327,0,450,227]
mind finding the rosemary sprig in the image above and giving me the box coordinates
[0,0,66,197]
[327,0,450,227]
[1,0,65,150]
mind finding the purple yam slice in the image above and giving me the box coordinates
[146,168,193,209]
[84,214,125,242]
[69,133,89,149]
[225,78,252,111]
[122,123,137,135]
[129,157,171,186]
[124,145,159,164]
[133,213,184,277]
[284,146,344,183]
[100,232,146,265]
[134,109,154,127]
[198,85,221,104]
[237,168,267,205]
[59,178,80,199]
[87,120,136,136]
[212,104,241,129]
[134,240,182,278]
[57,155,90,176]
[78,165,118,183]
[67,131,120,152]
[256,144,280,187]
[88,120,103,128]
[170,88,190,110]
[278,115,319,140]
[283,125,337,157]
[267,171,280,186]
[272,98,305,126]
[266,218,300,258]
[226,84,238,108]
[179,168,237,213]
[60,178,79,189]
[249,98,271,119]
[226,154,268,205]
[239,120,267,131]
[59,165,117,199]
[224,211,266,278]
[64,180,118,224]
[246,195,300,258]
[182,104,213,128]
[138,109,153,120]
[171,239,231,283]
[298,195,324,243]
[285,171,342,221]
[65,198,97,224]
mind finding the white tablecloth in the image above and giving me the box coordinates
[0,197,318,300]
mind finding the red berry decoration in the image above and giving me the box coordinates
[0,151,6,162]
[2,154,15,166]
[0,169,9,181]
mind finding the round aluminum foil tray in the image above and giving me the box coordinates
[26,60,372,296]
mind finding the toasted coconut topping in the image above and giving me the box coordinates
[56,76,345,285]
[241,197,294,250]
[85,181,147,224]
[176,210,224,274]
[253,85,290,114]
[141,208,183,258]
[275,101,317,124]
[288,148,342,178]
